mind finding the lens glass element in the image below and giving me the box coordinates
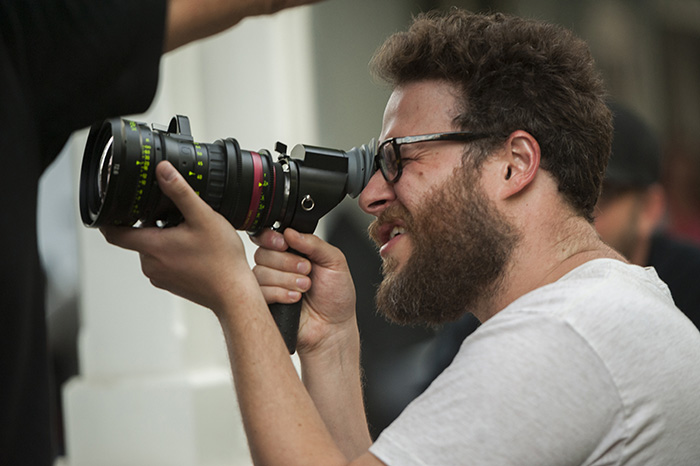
[97,136,114,202]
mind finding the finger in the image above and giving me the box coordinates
[156,161,212,224]
[252,264,311,292]
[282,228,345,270]
[100,225,159,253]
[259,285,303,305]
[254,247,311,275]
[249,228,288,251]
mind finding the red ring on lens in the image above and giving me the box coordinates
[242,152,263,231]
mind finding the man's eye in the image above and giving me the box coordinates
[400,145,423,160]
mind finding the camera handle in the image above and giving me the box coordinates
[269,301,302,354]
[268,248,306,354]
[264,138,377,354]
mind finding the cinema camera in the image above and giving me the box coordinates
[80,114,376,353]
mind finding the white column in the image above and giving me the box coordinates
[62,7,317,466]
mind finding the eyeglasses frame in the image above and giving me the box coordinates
[373,131,493,183]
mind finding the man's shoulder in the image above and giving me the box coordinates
[506,258,674,317]
[490,258,696,359]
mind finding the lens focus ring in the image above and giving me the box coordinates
[205,143,226,211]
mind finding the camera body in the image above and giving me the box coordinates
[80,114,376,234]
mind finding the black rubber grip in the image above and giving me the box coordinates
[269,301,302,354]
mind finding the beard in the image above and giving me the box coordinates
[369,165,520,325]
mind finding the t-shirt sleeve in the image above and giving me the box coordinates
[369,311,623,466]
[1,0,167,163]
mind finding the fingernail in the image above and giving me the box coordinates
[297,261,310,274]
[296,277,310,290]
[272,234,285,249]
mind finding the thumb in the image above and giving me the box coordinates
[156,161,210,223]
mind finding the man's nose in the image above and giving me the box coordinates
[359,170,396,216]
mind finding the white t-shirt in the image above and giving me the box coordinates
[370,259,700,465]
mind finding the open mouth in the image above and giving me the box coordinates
[374,222,409,259]
[389,225,406,241]
[374,221,407,247]
[368,206,412,250]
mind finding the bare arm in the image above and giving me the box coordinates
[165,0,322,52]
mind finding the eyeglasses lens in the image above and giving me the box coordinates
[379,142,399,181]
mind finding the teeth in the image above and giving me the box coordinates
[389,226,406,240]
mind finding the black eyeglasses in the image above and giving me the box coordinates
[374,131,493,183]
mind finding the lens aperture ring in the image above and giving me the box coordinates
[203,143,226,211]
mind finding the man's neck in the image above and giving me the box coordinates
[475,213,625,323]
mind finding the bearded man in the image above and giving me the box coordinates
[104,9,700,465]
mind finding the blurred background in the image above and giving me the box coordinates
[38,0,699,464]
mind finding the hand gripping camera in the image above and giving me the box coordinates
[80,114,376,353]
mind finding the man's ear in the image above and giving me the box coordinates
[498,130,541,199]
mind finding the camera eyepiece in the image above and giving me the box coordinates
[79,115,376,234]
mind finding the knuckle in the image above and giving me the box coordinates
[149,277,163,290]
[253,247,266,264]
[140,255,162,281]
[248,234,262,247]
[101,228,117,245]
[284,254,298,271]
[140,261,154,279]
[251,265,267,282]
[172,176,190,194]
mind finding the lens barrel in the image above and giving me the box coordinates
[80,116,286,232]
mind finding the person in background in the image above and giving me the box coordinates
[595,103,700,327]
[665,136,700,246]
[0,1,319,464]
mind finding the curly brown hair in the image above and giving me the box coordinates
[370,9,612,221]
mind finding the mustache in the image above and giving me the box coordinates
[367,203,413,248]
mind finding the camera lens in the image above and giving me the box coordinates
[80,116,288,232]
[80,114,376,234]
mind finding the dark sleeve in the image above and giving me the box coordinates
[648,232,700,327]
[1,0,167,166]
